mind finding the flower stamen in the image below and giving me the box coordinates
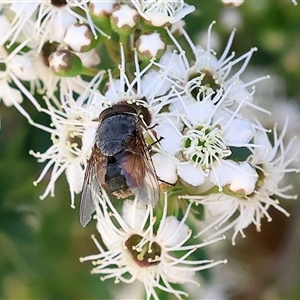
[140,1,184,17]
[125,234,161,267]
[182,125,231,169]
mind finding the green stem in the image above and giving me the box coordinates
[119,33,129,46]
[104,38,121,64]
[81,67,100,77]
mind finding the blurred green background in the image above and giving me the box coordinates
[1,1,300,299]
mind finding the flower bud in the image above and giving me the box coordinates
[110,4,139,36]
[64,23,99,52]
[89,0,117,31]
[48,49,83,77]
[135,32,166,60]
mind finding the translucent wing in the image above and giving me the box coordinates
[117,131,160,207]
[80,145,107,227]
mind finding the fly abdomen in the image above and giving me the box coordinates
[104,156,133,199]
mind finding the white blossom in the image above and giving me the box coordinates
[29,74,106,207]
[159,23,269,114]
[222,0,244,7]
[1,2,299,298]
[80,192,227,300]
[131,0,195,27]
[64,23,95,52]
[0,36,40,121]
[153,88,256,189]
[181,118,300,245]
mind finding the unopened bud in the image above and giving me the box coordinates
[64,23,99,52]
[111,4,139,36]
[136,32,166,60]
[48,50,83,77]
[89,0,117,31]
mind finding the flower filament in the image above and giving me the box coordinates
[140,0,184,16]
[200,68,221,90]
[186,72,213,101]
[182,125,231,169]
[186,69,221,101]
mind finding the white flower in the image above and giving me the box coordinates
[181,118,300,245]
[80,192,227,300]
[131,0,195,27]
[248,118,300,198]
[151,153,178,184]
[220,7,243,30]
[244,70,300,169]
[28,42,177,208]
[159,23,269,113]
[153,89,256,189]
[0,36,40,121]
[49,50,69,73]
[29,79,106,207]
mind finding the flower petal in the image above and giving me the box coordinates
[177,162,206,186]
[223,118,254,144]
[122,200,148,229]
[152,153,177,184]
[159,216,190,248]
[210,160,258,195]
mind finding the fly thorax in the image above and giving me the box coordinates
[95,114,137,156]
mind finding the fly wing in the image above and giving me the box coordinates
[117,132,160,207]
[80,145,107,227]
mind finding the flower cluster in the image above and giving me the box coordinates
[1,1,299,299]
